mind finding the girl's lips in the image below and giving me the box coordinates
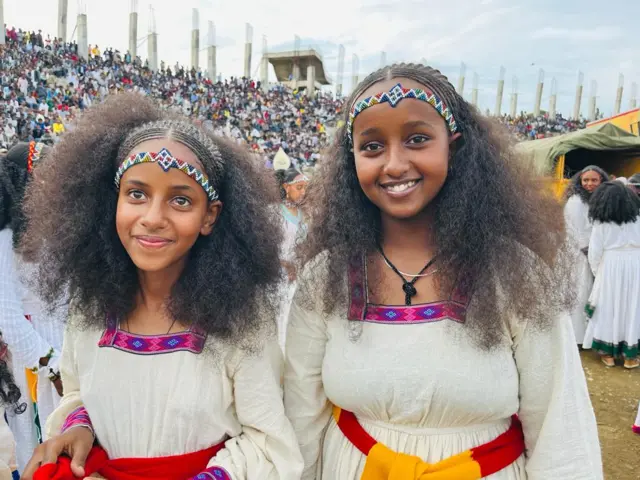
[135,236,173,249]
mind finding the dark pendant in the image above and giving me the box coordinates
[403,283,418,305]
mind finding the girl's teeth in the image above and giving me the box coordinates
[388,181,416,192]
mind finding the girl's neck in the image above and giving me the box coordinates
[380,208,437,258]
[283,202,299,217]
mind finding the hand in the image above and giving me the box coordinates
[21,426,94,480]
[52,376,64,397]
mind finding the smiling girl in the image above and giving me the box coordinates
[284,64,602,479]
[19,94,303,480]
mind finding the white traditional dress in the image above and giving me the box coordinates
[276,204,305,352]
[563,194,594,344]
[284,257,603,480]
[0,228,66,472]
[582,218,640,359]
[44,313,303,480]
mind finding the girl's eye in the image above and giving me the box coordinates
[361,142,383,152]
[128,189,146,201]
[407,134,430,145]
[171,196,192,207]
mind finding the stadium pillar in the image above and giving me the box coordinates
[307,65,316,98]
[244,23,253,78]
[58,0,68,42]
[0,0,4,46]
[148,32,158,72]
[191,9,200,70]
[77,13,88,60]
[129,11,138,58]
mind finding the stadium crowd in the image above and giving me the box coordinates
[2,25,585,162]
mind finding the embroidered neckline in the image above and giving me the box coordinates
[347,254,469,324]
[281,203,303,227]
[98,316,207,355]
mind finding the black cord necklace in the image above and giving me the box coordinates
[379,248,437,306]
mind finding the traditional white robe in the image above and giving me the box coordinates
[563,195,594,343]
[0,406,17,480]
[45,315,303,480]
[284,259,603,480]
[583,219,640,359]
[0,228,65,472]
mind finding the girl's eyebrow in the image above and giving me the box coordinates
[124,179,196,192]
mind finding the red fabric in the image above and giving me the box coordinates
[471,416,525,477]
[33,442,225,480]
[334,408,377,455]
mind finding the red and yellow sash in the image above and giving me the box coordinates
[333,406,525,480]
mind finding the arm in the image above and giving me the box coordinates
[0,239,55,368]
[588,224,605,276]
[513,311,603,479]
[283,283,331,480]
[44,323,86,440]
[196,339,303,480]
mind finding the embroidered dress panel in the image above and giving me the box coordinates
[98,317,207,355]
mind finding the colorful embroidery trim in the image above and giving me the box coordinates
[284,174,309,185]
[347,255,468,324]
[27,141,46,173]
[114,148,219,201]
[192,466,233,480]
[98,316,207,355]
[347,83,458,142]
[61,406,94,437]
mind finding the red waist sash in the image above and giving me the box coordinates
[33,441,225,480]
[333,406,525,480]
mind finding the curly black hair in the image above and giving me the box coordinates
[298,63,575,349]
[589,181,640,225]
[21,93,283,344]
[0,338,26,415]
[0,142,50,248]
[565,165,610,204]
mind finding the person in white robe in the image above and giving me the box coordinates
[274,165,308,352]
[1,335,20,480]
[583,180,640,368]
[563,166,609,344]
[0,142,66,473]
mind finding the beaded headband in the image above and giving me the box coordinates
[27,141,46,173]
[114,148,219,201]
[284,174,309,186]
[347,83,458,143]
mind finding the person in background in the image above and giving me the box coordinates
[583,181,640,368]
[563,166,609,344]
[629,173,640,196]
[274,167,308,352]
[0,142,66,473]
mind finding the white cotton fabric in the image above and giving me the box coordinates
[583,219,640,357]
[45,320,303,480]
[564,195,594,343]
[0,228,66,472]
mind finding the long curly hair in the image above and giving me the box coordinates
[21,94,282,344]
[0,142,50,248]
[589,181,640,225]
[565,165,610,204]
[298,63,575,349]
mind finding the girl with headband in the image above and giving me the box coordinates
[0,142,67,474]
[20,94,303,480]
[563,166,609,346]
[274,167,309,352]
[284,64,602,479]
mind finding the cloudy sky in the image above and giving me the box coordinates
[4,0,639,118]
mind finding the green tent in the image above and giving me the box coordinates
[516,123,640,175]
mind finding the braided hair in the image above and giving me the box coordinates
[298,63,574,349]
[0,336,26,415]
[21,93,282,344]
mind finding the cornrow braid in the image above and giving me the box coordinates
[118,119,225,186]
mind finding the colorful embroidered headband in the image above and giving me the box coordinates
[27,141,46,173]
[284,174,309,186]
[347,83,458,143]
[114,148,219,201]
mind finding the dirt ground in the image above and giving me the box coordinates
[581,350,640,479]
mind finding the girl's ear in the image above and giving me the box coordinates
[201,200,223,236]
